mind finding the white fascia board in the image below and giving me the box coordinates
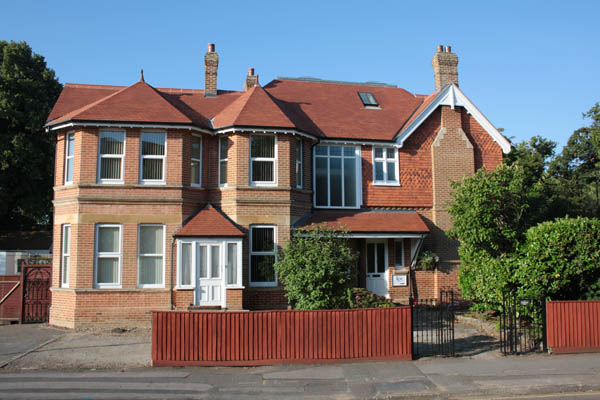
[47,121,212,134]
[395,84,511,154]
[216,127,318,141]
[295,231,427,239]
[319,139,401,148]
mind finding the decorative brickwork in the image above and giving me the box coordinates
[432,45,459,90]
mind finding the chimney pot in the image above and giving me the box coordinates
[208,43,215,52]
[445,45,452,53]
[437,45,443,53]
[244,68,259,91]
[248,68,255,76]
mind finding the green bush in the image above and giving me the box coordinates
[346,288,394,309]
[514,217,600,301]
[274,224,358,310]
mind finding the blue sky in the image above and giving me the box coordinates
[2,0,598,150]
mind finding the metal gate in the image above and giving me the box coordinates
[411,290,455,358]
[21,260,51,323]
[500,289,546,355]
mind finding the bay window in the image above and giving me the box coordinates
[191,135,202,186]
[140,131,166,183]
[373,147,399,185]
[138,225,165,288]
[95,224,122,288]
[250,135,276,185]
[314,145,360,208]
[250,226,277,286]
[98,130,125,183]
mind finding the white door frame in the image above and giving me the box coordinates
[365,239,389,298]
[195,240,226,307]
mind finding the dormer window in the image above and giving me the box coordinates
[358,92,379,107]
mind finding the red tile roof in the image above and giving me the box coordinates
[298,210,429,233]
[175,204,245,237]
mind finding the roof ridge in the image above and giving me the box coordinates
[143,81,195,123]
[65,83,126,90]
[50,84,132,122]
[276,76,398,88]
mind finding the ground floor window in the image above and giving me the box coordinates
[61,224,71,288]
[249,225,277,287]
[138,225,165,288]
[95,224,122,288]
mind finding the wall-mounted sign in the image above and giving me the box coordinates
[392,274,408,287]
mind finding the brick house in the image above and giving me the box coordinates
[46,44,510,328]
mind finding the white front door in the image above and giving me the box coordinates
[196,243,223,306]
[366,240,389,298]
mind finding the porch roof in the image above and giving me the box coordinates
[297,210,429,236]
[174,204,245,238]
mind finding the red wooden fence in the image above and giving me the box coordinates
[0,275,22,322]
[546,300,600,354]
[152,307,412,366]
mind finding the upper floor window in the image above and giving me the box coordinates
[65,132,74,184]
[296,138,303,189]
[138,225,165,288]
[140,131,166,184]
[61,224,71,288]
[373,147,399,185]
[250,225,277,286]
[314,145,360,208]
[95,224,122,288]
[191,135,202,186]
[219,136,228,186]
[98,130,125,183]
[250,135,276,185]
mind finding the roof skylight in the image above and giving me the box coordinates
[358,92,379,107]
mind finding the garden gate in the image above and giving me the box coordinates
[500,289,546,355]
[21,259,52,323]
[411,290,455,358]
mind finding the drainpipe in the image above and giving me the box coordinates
[170,235,176,310]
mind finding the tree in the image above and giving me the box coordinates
[274,224,358,310]
[0,41,62,229]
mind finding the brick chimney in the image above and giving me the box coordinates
[432,45,458,91]
[244,68,259,91]
[204,43,219,97]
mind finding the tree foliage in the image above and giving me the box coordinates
[0,41,62,229]
[274,224,358,310]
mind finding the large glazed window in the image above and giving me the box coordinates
[373,147,399,185]
[65,132,74,184]
[140,131,166,183]
[98,130,125,183]
[191,135,202,186]
[61,224,71,288]
[250,135,276,185]
[219,136,229,186]
[314,145,360,208]
[138,225,165,288]
[95,225,122,288]
[296,138,303,189]
[250,226,277,286]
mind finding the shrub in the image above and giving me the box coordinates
[346,288,394,309]
[274,224,358,310]
[514,217,600,301]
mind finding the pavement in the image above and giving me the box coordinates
[0,323,599,399]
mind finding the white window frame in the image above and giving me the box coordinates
[249,135,277,186]
[94,224,122,289]
[97,129,125,184]
[313,145,362,209]
[394,239,404,268]
[191,134,202,187]
[139,131,167,185]
[372,147,400,185]
[137,224,166,288]
[296,138,303,189]
[64,131,74,185]
[176,240,195,289]
[218,136,228,187]
[249,225,278,287]
[61,224,71,288]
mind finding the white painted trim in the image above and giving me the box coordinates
[218,136,229,187]
[372,146,400,185]
[94,224,123,289]
[190,134,203,187]
[319,139,401,148]
[216,127,317,141]
[249,134,277,186]
[139,131,167,185]
[61,224,71,288]
[47,121,211,134]
[365,239,389,298]
[344,233,426,239]
[64,131,75,185]
[313,144,361,209]
[224,240,244,289]
[175,240,195,290]
[295,138,303,189]
[137,224,166,289]
[395,84,511,154]
[97,129,126,184]
[249,225,278,287]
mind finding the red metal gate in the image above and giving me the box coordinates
[21,260,51,323]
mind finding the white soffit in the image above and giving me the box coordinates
[395,84,511,154]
